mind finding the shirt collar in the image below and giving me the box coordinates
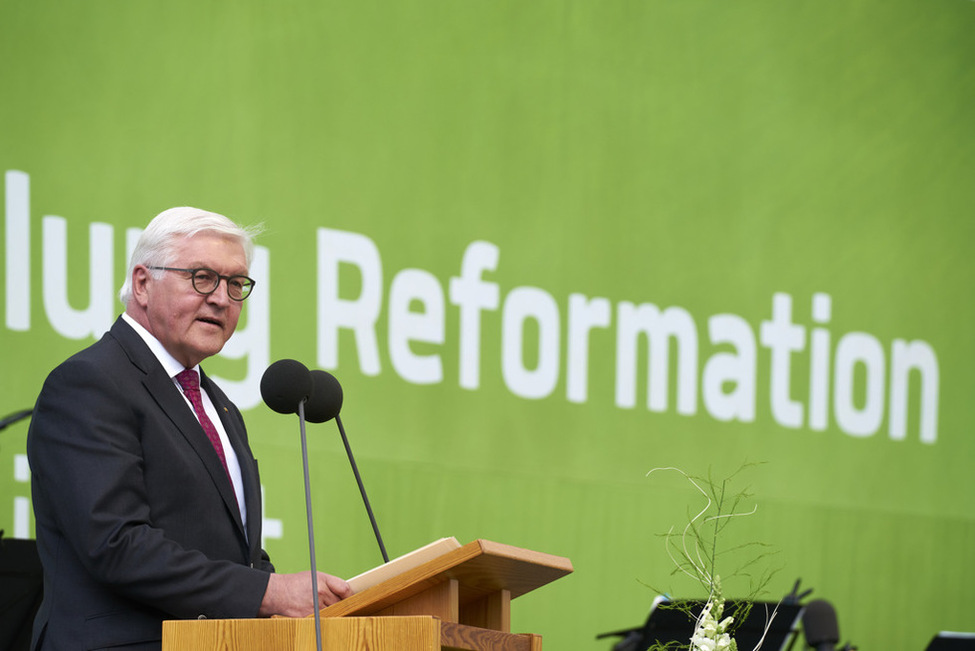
[121,312,199,380]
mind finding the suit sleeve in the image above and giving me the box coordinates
[28,353,272,620]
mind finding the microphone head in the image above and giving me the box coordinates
[260,359,313,415]
[305,370,343,423]
[802,599,840,648]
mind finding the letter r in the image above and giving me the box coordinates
[317,228,383,375]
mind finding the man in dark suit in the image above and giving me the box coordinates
[27,207,351,650]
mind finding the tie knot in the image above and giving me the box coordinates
[176,369,200,393]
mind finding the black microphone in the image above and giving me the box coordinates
[803,599,840,651]
[260,359,323,651]
[304,370,343,424]
[260,359,313,414]
[305,370,389,564]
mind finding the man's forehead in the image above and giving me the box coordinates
[172,232,248,267]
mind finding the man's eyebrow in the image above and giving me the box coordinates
[185,263,250,275]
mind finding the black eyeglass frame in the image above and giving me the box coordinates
[147,266,256,301]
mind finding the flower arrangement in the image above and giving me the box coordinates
[689,577,736,651]
[646,465,779,651]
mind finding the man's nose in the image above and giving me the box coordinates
[206,278,233,306]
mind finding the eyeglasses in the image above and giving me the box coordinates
[148,266,256,301]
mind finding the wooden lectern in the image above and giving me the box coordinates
[162,539,573,651]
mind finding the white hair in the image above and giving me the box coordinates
[119,206,262,305]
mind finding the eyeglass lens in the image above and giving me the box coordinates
[192,269,253,300]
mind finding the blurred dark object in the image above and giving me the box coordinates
[0,536,43,651]
[800,598,859,651]
[782,578,813,606]
[926,632,975,650]
[598,594,803,651]
[802,599,839,650]
[0,409,32,432]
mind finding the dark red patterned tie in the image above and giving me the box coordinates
[176,369,232,486]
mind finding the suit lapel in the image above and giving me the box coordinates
[201,371,262,549]
[110,318,248,541]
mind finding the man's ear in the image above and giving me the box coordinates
[131,266,152,307]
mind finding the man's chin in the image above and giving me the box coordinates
[184,334,231,366]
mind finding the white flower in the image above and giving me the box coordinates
[691,635,716,651]
[691,597,737,651]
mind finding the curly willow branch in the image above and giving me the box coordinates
[647,467,715,584]
[646,464,780,651]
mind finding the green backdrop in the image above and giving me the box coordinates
[2,0,974,647]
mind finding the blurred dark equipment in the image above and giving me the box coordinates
[926,632,975,650]
[783,578,813,606]
[0,409,33,432]
[800,598,858,651]
[0,535,43,651]
[802,599,839,651]
[598,595,803,651]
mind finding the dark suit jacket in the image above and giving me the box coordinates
[27,317,274,651]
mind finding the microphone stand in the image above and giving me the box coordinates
[298,400,324,651]
[336,414,389,563]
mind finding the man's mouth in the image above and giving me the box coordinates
[196,316,224,328]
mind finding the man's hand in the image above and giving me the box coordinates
[258,571,353,617]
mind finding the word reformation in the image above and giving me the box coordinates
[317,228,938,443]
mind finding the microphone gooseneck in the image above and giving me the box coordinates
[297,400,324,651]
[260,360,323,651]
[293,367,389,564]
[335,412,389,564]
